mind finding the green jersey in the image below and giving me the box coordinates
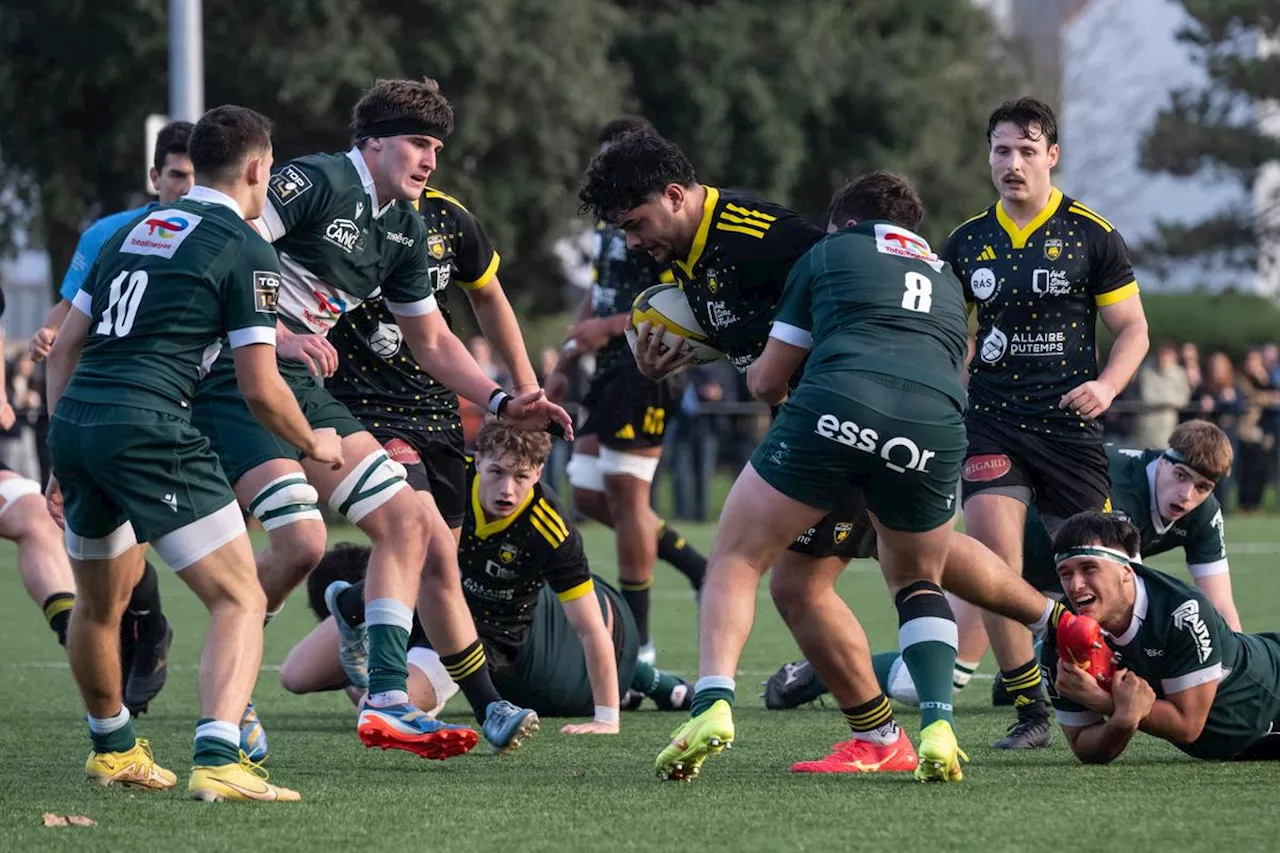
[63,187,279,418]
[771,221,968,408]
[1109,447,1227,573]
[1042,563,1280,759]
[258,150,435,334]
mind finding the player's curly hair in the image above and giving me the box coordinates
[351,78,454,146]
[305,542,371,622]
[188,105,271,183]
[1169,419,1233,482]
[987,97,1058,147]
[578,132,696,223]
[1052,511,1142,560]
[827,171,925,231]
[474,418,552,470]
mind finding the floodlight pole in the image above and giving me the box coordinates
[169,0,204,121]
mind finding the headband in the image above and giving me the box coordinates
[356,117,450,142]
[1161,448,1219,483]
[1053,546,1137,568]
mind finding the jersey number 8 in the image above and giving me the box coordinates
[901,272,932,314]
[95,270,150,338]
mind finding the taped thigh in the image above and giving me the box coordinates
[328,451,409,524]
[247,473,322,531]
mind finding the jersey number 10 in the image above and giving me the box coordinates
[901,272,932,314]
[96,270,150,338]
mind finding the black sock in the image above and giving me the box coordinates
[439,640,502,722]
[336,580,366,628]
[43,592,75,647]
[620,579,653,646]
[842,693,896,736]
[656,519,706,590]
[126,562,165,642]
[1001,658,1049,713]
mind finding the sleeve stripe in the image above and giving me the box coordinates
[385,295,440,317]
[227,326,277,348]
[533,501,569,539]
[257,200,286,243]
[1069,202,1115,231]
[530,515,566,548]
[715,222,767,239]
[1055,709,1104,727]
[1188,559,1230,579]
[556,578,594,603]
[1162,664,1223,695]
[769,321,813,350]
[456,251,501,290]
[535,499,569,536]
[1095,281,1139,307]
[725,202,776,222]
[720,211,775,230]
[71,289,93,316]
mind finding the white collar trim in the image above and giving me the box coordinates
[184,185,244,219]
[346,148,392,219]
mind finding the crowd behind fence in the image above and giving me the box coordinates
[7,336,1280,522]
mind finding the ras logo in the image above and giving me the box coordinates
[969,267,997,301]
[1172,599,1213,663]
[324,218,363,253]
[814,414,936,473]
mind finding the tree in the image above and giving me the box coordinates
[1138,1,1280,276]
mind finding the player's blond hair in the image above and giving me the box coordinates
[474,418,552,470]
[1168,420,1233,481]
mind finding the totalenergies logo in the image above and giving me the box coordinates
[313,290,348,318]
[144,216,190,238]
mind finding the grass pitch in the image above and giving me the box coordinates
[3,516,1280,852]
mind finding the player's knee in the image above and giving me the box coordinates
[268,522,328,582]
[769,572,814,623]
[0,480,49,539]
[277,657,309,695]
[422,531,462,585]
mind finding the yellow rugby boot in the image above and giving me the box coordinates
[914,719,968,783]
[85,739,177,790]
[188,751,301,802]
[655,699,734,782]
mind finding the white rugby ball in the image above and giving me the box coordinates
[627,284,724,368]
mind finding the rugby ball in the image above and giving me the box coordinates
[627,284,724,367]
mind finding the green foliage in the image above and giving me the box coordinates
[1097,290,1280,359]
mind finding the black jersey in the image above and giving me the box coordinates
[590,222,672,376]
[942,189,1138,443]
[327,189,499,438]
[457,463,592,657]
[668,187,824,373]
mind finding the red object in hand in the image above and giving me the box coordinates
[1057,612,1115,690]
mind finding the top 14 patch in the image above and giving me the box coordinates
[269,165,314,206]
[254,270,280,312]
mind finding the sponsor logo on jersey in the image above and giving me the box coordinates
[463,576,515,601]
[355,200,365,220]
[706,268,720,293]
[499,543,519,564]
[962,454,1012,483]
[383,437,421,465]
[484,559,519,581]
[1144,647,1165,657]
[427,233,447,260]
[312,289,349,320]
[814,414,937,473]
[833,522,852,544]
[269,166,313,206]
[874,223,944,272]
[794,526,815,546]
[368,322,404,359]
[1032,268,1072,296]
[429,263,452,292]
[970,267,998,301]
[119,209,203,258]
[253,270,280,312]
[324,218,363,253]
[1044,238,1063,261]
[979,326,1007,363]
[708,300,740,330]
[1172,599,1213,663]
[387,231,415,247]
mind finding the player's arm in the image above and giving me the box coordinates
[1137,679,1217,745]
[749,252,814,404]
[45,289,95,415]
[560,583,621,734]
[33,223,107,362]
[1186,506,1240,630]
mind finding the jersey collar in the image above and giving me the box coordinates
[185,185,244,219]
[1145,458,1176,535]
[471,475,536,540]
[345,148,393,219]
[677,185,720,278]
[1106,573,1149,647]
[995,186,1063,249]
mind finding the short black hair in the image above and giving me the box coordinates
[987,97,1058,147]
[827,171,925,231]
[188,105,272,184]
[598,115,656,147]
[153,120,193,172]
[578,132,696,223]
[305,542,371,622]
[1051,511,1142,559]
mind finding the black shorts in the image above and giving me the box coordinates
[579,359,680,451]
[370,426,467,529]
[961,414,1110,523]
[786,490,878,561]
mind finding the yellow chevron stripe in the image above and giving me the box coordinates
[535,500,568,537]
[1069,203,1114,232]
[716,222,767,239]
[424,187,469,212]
[43,596,74,620]
[531,510,567,544]
[720,211,775,230]
[557,578,595,603]
[530,515,565,548]
[725,202,776,222]
[445,644,486,678]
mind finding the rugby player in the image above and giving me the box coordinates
[44,105,333,800]
[1044,511,1280,763]
[943,97,1149,748]
[190,79,572,760]
[279,421,691,730]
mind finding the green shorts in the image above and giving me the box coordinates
[192,355,365,484]
[751,371,966,533]
[49,400,244,569]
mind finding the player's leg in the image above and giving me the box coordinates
[567,434,612,523]
[234,459,328,614]
[279,618,356,697]
[0,475,78,644]
[597,576,689,709]
[601,443,664,659]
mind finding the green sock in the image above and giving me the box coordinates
[367,624,410,696]
[632,660,682,699]
[690,676,734,716]
[871,651,901,694]
[896,584,957,729]
[193,719,241,766]
[88,708,136,754]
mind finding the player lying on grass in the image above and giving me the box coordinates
[1042,510,1280,763]
[279,420,691,736]
[767,419,1240,708]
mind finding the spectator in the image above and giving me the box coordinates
[1133,341,1191,449]
[664,361,734,521]
[0,349,42,480]
[1264,342,1280,387]
[1181,341,1202,394]
[1237,349,1279,512]
[1195,351,1244,508]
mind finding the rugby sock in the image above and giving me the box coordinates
[896,582,957,729]
[656,519,706,590]
[335,580,367,629]
[1001,658,1048,712]
[193,718,241,766]
[440,640,502,723]
[43,592,75,646]
[365,598,413,699]
[88,706,136,754]
[620,578,653,646]
[953,659,980,691]
[843,694,900,746]
[632,660,684,700]
[126,562,165,644]
[690,675,735,716]
[1029,598,1067,638]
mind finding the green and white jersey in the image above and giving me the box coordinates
[63,186,279,418]
[770,221,968,408]
[257,149,435,334]
[1042,563,1280,759]
[1109,446,1227,576]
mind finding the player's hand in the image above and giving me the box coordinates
[1110,668,1156,724]
[1056,659,1115,716]
[304,427,344,470]
[560,720,620,735]
[0,400,15,432]
[279,331,339,378]
[632,321,694,380]
[1059,379,1116,421]
[28,327,57,363]
[544,370,570,404]
[45,475,65,530]
[502,390,575,441]
[567,317,614,353]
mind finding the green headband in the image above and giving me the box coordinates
[1054,546,1136,568]
[1161,448,1219,483]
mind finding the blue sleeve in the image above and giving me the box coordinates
[59,208,143,302]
